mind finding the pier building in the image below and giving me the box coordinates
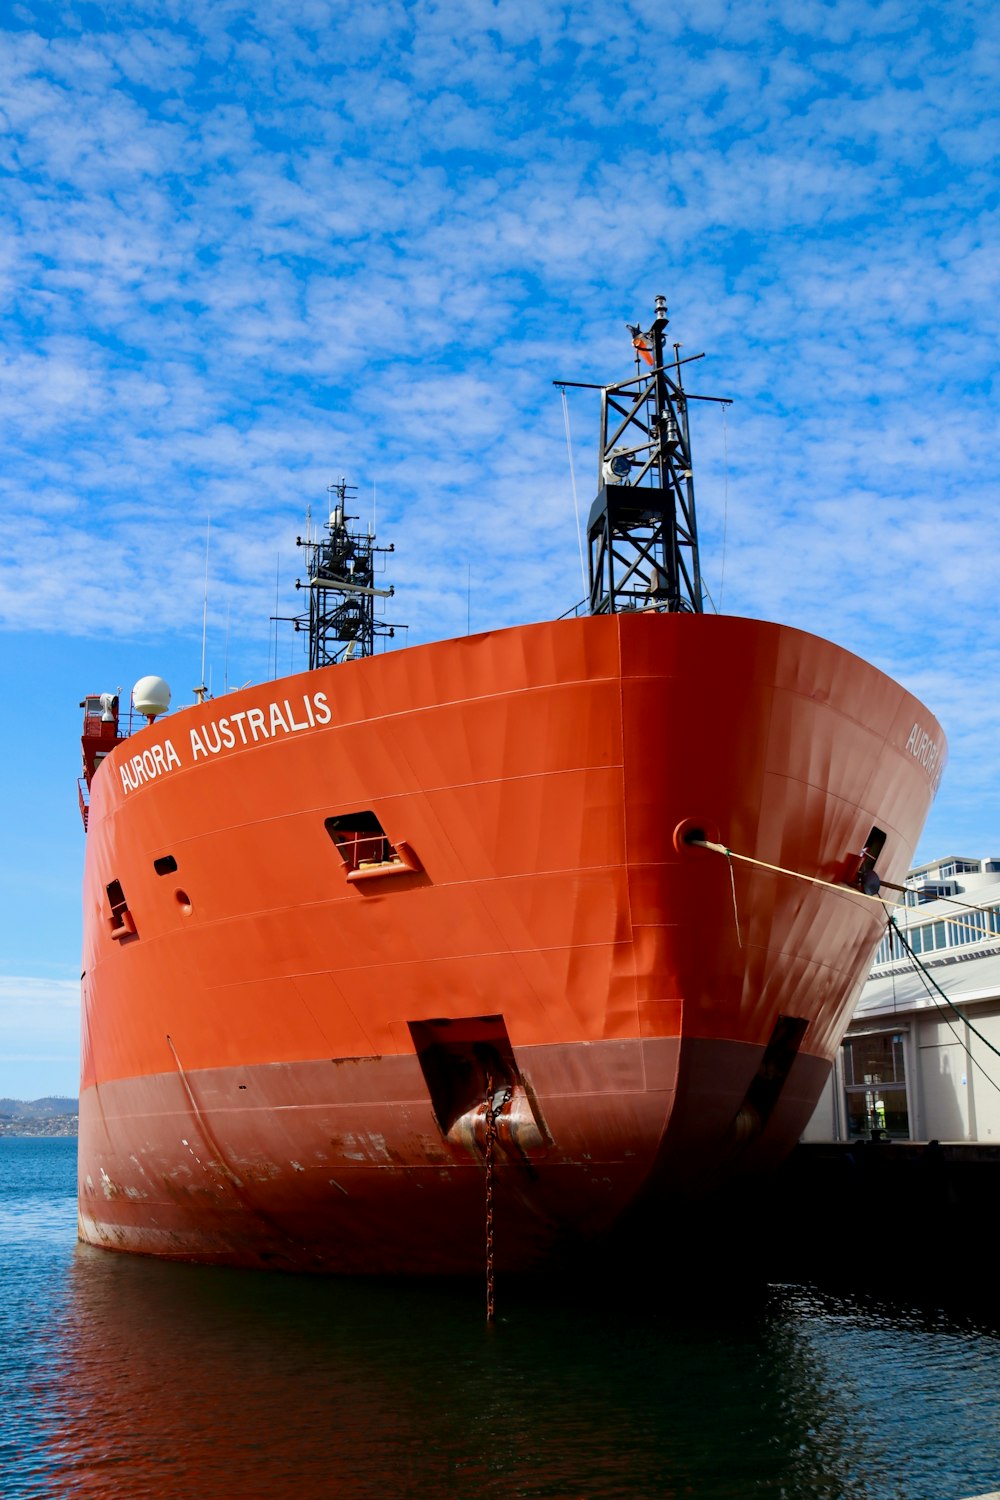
[804,856,1000,1143]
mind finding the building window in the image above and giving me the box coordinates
[949,910,986,946]
[873,928,906,967]
[842,1031,909,1139]
[917,882,956,904]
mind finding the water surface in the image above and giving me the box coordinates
[2,1139,998,1499]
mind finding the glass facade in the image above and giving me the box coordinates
[842,1031,909,1139]
[872,906,1000,966]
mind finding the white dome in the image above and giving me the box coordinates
[133,675,171,719]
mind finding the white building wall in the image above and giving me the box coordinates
[966,1006,1000,1141]
[803,1008,1000,1143]
[800,1066,839,1143]
[915,1016,972,1140]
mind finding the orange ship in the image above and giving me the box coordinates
[76,301,944,1275]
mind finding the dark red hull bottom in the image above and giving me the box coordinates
[78,1038,829,1276]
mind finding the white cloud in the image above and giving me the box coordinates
[0,977,80,1097]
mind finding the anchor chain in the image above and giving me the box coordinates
[483,1070,512,1325]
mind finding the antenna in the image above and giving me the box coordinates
[560,385,588,597]
[719,403,730,612]
[194,516,210,704]
[273,554,280,681]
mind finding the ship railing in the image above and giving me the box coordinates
[557,597,589,620]
[78,778,90,832]
[338,833,396,869]
[82,700,145,744]
[109,703,143,740]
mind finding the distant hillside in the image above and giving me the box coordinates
[0,1097,79,1120]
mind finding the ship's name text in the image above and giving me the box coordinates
[119,691,331,795]
[904,721,945,789]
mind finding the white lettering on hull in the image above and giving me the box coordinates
[118,692,331,795]
[119,738,181,794]
[904,721,946,792]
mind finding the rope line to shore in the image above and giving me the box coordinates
[726,847,743,948]
[690,838,1000,1073]
[885,914,1000,1072]
[886,910,1000,1097]
[690,835,1000,1097]
[687,838,897,907]
[691,838,1000,946]
[880,878,1000,918]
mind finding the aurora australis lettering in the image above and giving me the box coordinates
[118,691,331,795]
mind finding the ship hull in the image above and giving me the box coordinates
[78,1037,830,1275]
[78,613,944,1274]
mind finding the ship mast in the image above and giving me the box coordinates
[293,479,396,668]
[573,295,729,616]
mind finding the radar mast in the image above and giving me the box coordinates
[294,479,396,668]
[573,296,730,616]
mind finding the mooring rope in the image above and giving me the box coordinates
[690,836,1000,1085]
[885,903,1000,947]
[726,848,743,948]
[880,879,1000,918]
[691,836,1000,955]
[885,915,1000,1066]
[687,838,896,908]
[897,948,1000,1096]
[696,841,1000,927]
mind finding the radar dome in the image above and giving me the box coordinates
[133,675,171,720]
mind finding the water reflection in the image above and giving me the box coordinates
[19,1243,998,1500]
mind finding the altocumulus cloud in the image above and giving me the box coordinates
[0,0,999,1094]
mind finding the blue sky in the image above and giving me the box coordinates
[1,0,998,1097]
